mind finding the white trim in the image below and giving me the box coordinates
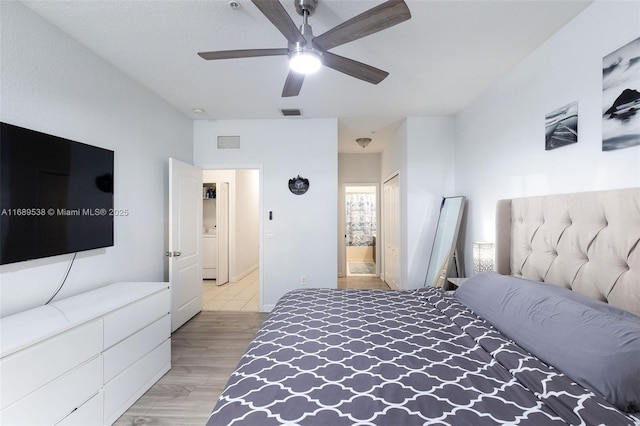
[231,263,258,283]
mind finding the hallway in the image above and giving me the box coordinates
[202,272,390,312]
[202,269,259,312]
[338,275,390,290]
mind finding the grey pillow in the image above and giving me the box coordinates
[455,272,640,412]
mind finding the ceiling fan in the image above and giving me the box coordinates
[197,0,411,97]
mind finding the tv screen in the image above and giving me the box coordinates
[1,122,114,265]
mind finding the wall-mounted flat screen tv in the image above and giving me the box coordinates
[0,122,114,265]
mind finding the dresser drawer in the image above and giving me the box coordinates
[0,319,102,410]
[104,314,170,383]
[103,339,171,424]
[103,289,169,349]
[55,390,103,426]
[0,355,102,426]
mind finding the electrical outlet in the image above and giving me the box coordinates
[301,275,307,285]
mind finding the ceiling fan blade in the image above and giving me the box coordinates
[198,48,289,60]
[322,51,389,85]
[313,0,411,51]
[251,0,306,45]
[282,71,305,97]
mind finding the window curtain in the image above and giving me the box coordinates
[345,193,376,246]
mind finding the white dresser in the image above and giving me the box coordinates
[0,282,171,425]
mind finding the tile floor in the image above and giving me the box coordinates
[202,269,259,312]
[202,268,391,312]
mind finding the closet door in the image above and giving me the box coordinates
[383,174,400,290]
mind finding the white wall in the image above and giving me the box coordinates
[405,117,456,288]
[381,121,407,182]
[380,117,456,289]
[455,0,640,277]
[194,118,338,310]
[0,2,193,317]
[338,153,381,277]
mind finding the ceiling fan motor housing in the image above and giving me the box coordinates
[289,6,321,66]
[289,22,320,53]
[295,0,318,16]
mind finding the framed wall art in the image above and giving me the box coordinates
[545,101,578,150]
[602,36,640,151]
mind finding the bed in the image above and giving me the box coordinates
[207,188,640,425]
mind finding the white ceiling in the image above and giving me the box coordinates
[22,0,591,153]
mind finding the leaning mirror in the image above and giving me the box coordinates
[424,196,466,289]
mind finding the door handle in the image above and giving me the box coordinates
[173,251,182,257]
[165,252,172,257]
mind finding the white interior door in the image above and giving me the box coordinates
[169,158,202,332]
[383,174,400,290]
[216,182,229,285]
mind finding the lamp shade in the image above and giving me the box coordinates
[356,138,372,148]
[472,242,494,274]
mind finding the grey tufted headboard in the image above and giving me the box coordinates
[495,187,640,316]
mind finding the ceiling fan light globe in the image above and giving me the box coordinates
[289,51,322,74]
[356,137,372,148]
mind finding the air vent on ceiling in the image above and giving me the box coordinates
[281,109,301,116]
[217,135,241,150]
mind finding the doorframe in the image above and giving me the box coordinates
[340,182,380,278]
[200,163,264,311]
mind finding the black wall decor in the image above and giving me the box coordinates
[289,175,309,195]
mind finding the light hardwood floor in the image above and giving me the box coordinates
[114,311,267,425]
[115,275,390,425]
[338,275,391,290]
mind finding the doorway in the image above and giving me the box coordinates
[201,168,261,312]
[344,185,378,277]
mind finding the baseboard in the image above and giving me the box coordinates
[261,304,275,313]
[230,263,258,283]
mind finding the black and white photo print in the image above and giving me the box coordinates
[603,36,640,151]
[545,102,578,150]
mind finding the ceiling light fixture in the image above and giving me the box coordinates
[192,108,205,114]
[288,0,321,75]
[289,50,321,74]
[356,137,372,149]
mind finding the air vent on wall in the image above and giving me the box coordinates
[281,109,301,116]
[217,135,241,149]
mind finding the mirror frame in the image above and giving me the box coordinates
[424,196,466,289]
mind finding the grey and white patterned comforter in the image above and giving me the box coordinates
[207,287,639,425]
